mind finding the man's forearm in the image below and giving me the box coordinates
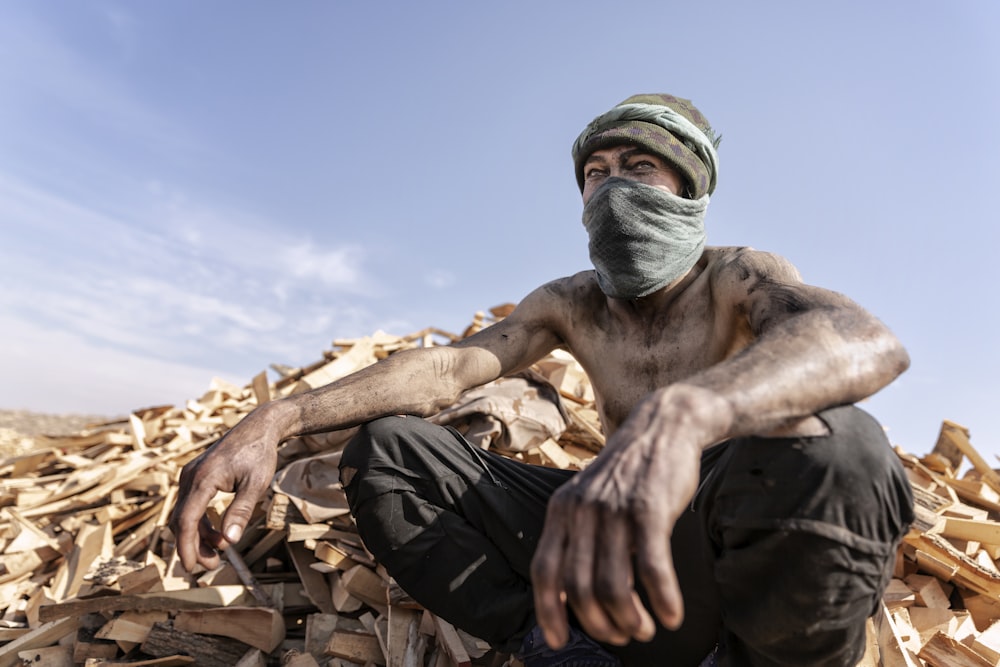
[260,345,486,444]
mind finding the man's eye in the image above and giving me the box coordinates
[585,168,607,179]
[629,160,655,171]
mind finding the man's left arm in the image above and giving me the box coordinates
[531,249,909,649]
[685,248,910,436]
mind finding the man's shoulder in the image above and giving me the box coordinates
[534,270,602,301]
[704,246,802,283]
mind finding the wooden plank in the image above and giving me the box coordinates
[940,517,1000,546]
[39,585,254,623]
[129,413,147,450]
[2,508,66,554]
[873,602,920,667]
[387,606,423,667]
[83,657,195,666]
[251,371,271,406]
[0,617,80,667]
[286,541,335,615]
[314,541,357,571]
[50,521,112,602]
[937,421,1000,496]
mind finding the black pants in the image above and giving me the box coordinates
[339,406,913,666]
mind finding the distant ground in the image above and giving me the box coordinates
[0,409,120,458]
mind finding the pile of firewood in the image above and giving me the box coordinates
[1,305,998,666]
[861,421,1000,666]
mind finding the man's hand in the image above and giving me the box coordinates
[530,384,732,648]
[170,406,283,572]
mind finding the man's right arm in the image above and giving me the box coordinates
[171,283,566,571]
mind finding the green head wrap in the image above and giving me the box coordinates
[572,93,721,199]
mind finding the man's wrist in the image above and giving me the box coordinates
[657,383,735,447]
[252,397,300,446]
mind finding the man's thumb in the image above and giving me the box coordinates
[222,492,258,544]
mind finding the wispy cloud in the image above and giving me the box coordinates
[0,172,384,412]
[425,269,456,289]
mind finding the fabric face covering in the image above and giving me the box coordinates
[582,177,708,300]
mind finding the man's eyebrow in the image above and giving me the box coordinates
[617,147,656,161]
[583,154,608,167]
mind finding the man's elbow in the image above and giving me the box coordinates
[869,320,911,385]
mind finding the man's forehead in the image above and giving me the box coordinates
[584,145,661,163]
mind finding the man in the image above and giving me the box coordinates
[172,94,914,666]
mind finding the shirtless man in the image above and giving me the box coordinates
[172,94,914,666]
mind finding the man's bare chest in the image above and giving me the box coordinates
[565,310,749,432]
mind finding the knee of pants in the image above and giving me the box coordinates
[718,529,883,667]
[341,415,410,465]
[713,406,913,547]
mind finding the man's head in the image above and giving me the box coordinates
[572,93,720,199]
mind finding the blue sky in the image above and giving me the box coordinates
[1,2,998,461]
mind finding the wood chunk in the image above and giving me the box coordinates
[174,606,285,654]
[72,636,119,663]
[232,647,268,667]
[15,645,73,667]
[873,602,920,667]
[884,578,916,609]
[960,589,1000,632]
[240,529,286,567]
[330,571,364,613]
[919,630,996,666]
[931,425,966,471]
[537,439,578,470]
[431,616,471,667]
[95,611,169,646]
[973,619,1000,664]
[304,613,341,658]
[909,606,959,647]
[140,621,251,665]
[324,630,383,664]
[340,565,388,612]
[905,573,953,608]
[282,651,322,667]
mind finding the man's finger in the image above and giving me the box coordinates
[531,500,571,649]
[565,505,622,644]
[635,518,684,630]
[173,478,222,572]
[593,515,655,644]
[196,516,223,570]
